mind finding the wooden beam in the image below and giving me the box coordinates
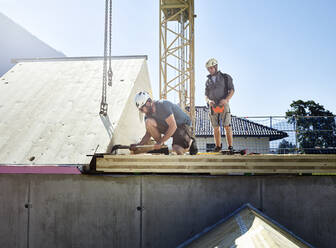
[95,154,336,174]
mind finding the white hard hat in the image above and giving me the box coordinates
[135,91,151,122]
[205,58,218,68]
[134,91,151,110]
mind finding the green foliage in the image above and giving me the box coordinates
[278,140,295,154]
[286,100,333,117]
[286,100,336,153]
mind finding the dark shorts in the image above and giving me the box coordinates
[172,124,193,149]
[157,122,193,149]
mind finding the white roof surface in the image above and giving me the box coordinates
[0,56,152,164]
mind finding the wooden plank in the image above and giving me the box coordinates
[97,160,335,167]
[98,169,336,174]
[250,209,311,248]
[97,167,336,174]
[102,154,336,163]
[95,154,336,174]
[183,206,311,248]
[102,154,336,159]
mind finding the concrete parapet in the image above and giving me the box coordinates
[0,174,335,248]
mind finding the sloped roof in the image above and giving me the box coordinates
[0,56,151,164]
[195,106,288,141]
[178,203,313,248]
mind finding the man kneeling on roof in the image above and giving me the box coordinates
[131,91,198,155]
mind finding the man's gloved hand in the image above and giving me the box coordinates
[129,144,138,151]
[154,142,163,150]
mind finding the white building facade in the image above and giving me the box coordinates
[195,107,288,154]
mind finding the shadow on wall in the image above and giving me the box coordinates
[100,113,114,140]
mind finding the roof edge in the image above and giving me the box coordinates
[11,55,148,63]
[176,203,250,248]
[177,203,313,248]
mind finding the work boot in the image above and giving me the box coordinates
[213,144,222,152]
[228,146,234,154]
[189,137,198,155]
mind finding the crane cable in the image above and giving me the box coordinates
[100,0,113,116]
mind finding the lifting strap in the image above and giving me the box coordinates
[100,0,113,116]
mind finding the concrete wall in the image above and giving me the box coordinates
[0,175,28,248]
[0,174,141,248]
[0,57,151,164]
[0,174,335,248]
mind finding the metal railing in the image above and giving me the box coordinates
[240,116,336,154]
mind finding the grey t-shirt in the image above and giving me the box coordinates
[211,75,216,83]
[205,71,234,105]
[146,100,191,131]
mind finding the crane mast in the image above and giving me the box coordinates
[159,0,195,130]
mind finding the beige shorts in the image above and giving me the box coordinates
[209,103,231,127]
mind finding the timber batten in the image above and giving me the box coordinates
[91,154,336,174]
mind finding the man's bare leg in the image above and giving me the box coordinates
[173,144,188,155]
[224,125,233,148]
[145,118,161,142]
[214,126,221,147]
[172,137,194,155]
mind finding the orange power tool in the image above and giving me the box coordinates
[211,104,225,114]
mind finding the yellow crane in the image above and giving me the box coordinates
[159,0,196,130]
[100,0,196,131]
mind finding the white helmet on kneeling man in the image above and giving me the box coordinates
[134,91,152,122]
[135,91,151,110]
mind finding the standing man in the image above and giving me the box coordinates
[132,91,198,155]
[205,58,235,152]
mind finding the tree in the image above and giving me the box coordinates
[286,100,336,154]
[278,140,295,154]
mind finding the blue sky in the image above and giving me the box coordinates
[1,0,336,116]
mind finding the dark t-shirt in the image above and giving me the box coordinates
[146,100,191,132]
[205,71,234,105]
